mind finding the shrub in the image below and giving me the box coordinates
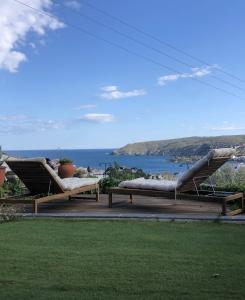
[0,204,22,223]
[99,163,148,193]
[74,168,88,178]
[105,162,146,180]
[100,177,120,194]
[157,171,177,180]
[59,158,73,165]
[0,178,24,197]
[6,178,24,195]
[0,186,8,198]
[204,164,245,193]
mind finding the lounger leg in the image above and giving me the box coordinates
[222,199,227,216]
[109,192,112,208]
[32,200,38,214]
[96,186,100,202]
[129,194,133,204]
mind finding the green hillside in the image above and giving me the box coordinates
[113,135,245,157]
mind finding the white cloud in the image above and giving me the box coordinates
[0,114,28,121]
[64,0,81,10]
[0,114,65,134]
[209,121,245,131]
[0,0,64,73]
[0,112,115,134]
[79,113,115,123]
[158,65,216,86]
[100,85,146,100]
[211,125,245,131]
[102,86,118,92]
[74,104,97,110]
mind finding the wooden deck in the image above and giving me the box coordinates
[13,193,243,216]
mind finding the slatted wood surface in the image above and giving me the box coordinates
[109,188,244,216]
[0,183,100,214]
[6,161,64,195]
[179,157,229,192]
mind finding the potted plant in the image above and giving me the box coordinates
[58,158,75,178]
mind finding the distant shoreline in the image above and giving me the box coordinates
[113,135,245,158]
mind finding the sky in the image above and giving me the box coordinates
[1,0,245,150]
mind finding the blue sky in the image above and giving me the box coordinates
[1,0,245,150]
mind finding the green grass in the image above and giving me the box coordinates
[0,219,245,300]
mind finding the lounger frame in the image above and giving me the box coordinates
[108,187,244,216]
[0,159,99,214]
[109,152,244,216]
[0,183,99,214]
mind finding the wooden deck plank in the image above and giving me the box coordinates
[109,188,244,216]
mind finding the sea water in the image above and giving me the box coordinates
[6,149,188,174]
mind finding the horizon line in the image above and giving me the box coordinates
[5,148,115,151]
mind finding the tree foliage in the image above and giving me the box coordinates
[99,163,147,193]
[209,165,245,192]
[0,178,24,198]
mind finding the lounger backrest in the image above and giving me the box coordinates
[177,148,236,192]
[6,157,65,195]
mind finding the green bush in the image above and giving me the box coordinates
[99,163,148,193]
[159,171,177,180]
[59,158,73,165]
[0,178,24,198]
[0,204,22,223]
[0,185,8,198]
[100,177,120,194]
[204,164,245,193]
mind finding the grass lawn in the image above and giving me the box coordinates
[0,219,244,300]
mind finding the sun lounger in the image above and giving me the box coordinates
[0,157,100,214]
[109,148,244,216]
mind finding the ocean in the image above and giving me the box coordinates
[6,149,188,174]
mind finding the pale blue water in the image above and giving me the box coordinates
[6,149,188,174]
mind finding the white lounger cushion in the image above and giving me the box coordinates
[61,177,100,191]
[119,178,177,192]
[211,148,236,159]
[7,157,47,163]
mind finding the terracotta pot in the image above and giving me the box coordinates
[0,166,6,186]
[58,163,75,178]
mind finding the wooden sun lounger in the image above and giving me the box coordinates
[0,159,99,214]
[108,150,244,216]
